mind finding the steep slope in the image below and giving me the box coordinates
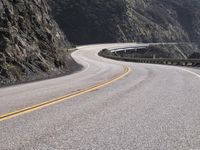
[48,0,128,44]
[49,0,200,46]
[125,0,200,43]
[0,0,78,86]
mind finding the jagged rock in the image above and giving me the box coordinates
[0,0,72,86]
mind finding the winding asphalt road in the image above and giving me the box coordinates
[0,43,200,150]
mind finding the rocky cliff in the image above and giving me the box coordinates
[49,0,200,46]
[0,0,78,86]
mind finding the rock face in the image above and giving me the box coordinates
[49,0,200,46]
[124,0,200,44]
[0,0,73,86]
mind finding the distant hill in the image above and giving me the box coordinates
[49,0,200,46]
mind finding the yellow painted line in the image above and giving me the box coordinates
[0,66,131,122]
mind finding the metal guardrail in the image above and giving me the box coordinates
[110,46,148,53]
[99,51,200,67]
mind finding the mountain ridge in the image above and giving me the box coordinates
[49,0,200,46]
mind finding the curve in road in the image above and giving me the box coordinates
[0,66,130,122]
[0,43,200,149]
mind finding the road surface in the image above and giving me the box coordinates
[0,43,200,150]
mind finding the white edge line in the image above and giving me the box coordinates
[181,68,200,79]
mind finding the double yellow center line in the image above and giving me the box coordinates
[0,66,131,122]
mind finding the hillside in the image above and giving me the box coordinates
[0,0,80,86]
[49,0,200,46]
[1,0,200,86]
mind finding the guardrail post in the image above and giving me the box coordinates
[167,61,171,65]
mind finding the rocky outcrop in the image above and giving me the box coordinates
[49,0,200,46]
[124,0,200,44]
[0,0,77,86]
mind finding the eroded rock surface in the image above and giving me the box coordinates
[0,0,74,86]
